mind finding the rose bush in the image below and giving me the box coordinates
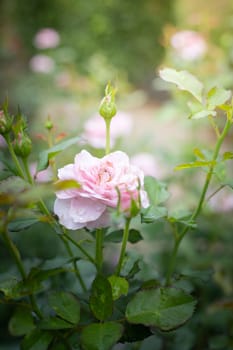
[54,149,149,229]
[1,75,233,350]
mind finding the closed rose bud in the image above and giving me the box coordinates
[99,95,117,120]
[99,83,117,120]
[13,132,32,158]
[0,110,13,135]
[45,117,53,130]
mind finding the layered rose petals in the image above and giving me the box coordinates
[54,150,149,229]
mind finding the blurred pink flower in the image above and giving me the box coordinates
[131,153,163,178]
[55,72,72,88]
[33,28,60,49]
[29,54,55,73]
[30,163,53,183]
[208,187,233,213]
[170,30,207,61]
[0,135,6,147]
[54,150,149,230]
[82,111,133,149]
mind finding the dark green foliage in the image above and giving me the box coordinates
[0,0,174,99]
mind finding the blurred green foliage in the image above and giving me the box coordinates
[0,0,174,109]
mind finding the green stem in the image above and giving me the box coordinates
[63,233,96,265]
[60,235,87,293]
[105,119,111,155]
[21,156,61,232]
[47,128,57,179]
[115,218,131,276]
[2,228,42,319]
[22,157,33,184]
[166,118,232,286]
[95,229,104,273]
[36,200,87,292]
[5,134,25,178]
[33,195,87,292]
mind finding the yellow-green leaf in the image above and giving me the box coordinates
[159,68,203,103]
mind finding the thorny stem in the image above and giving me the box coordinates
[115,218,131,276]
[166,117,232,286]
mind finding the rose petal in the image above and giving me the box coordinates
[74,150,99,169]
[56,163,80,199]
[140,190,150,208]
[58,164,75,180]
[86,209,110,229]
[70,197,106,223]
[54,198,84,230]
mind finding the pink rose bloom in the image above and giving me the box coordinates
[29,54,55,73]
[170,30,207,61]
[82,111,133,149]
[54,150,149,230]
[33,28,60,49]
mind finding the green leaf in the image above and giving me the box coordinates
[189,110,216,119]
[0,176,29,194]
[159,68,203,102]
[54,179,80,191]
[81,322,123,350]
[141,205,167,223]
[144,176,169,206]
[193,148,206,160]
[9,307,35,336]
[128,229,143,243]
[37,136,80,172]
[49,344,67,350]
[90,275,113,321]
[39,317,73,330]
[124,259,141,279]
[207,87,232,109]
[105,229,143,244]
[28,267,66,282]
[0,177,54,205]
[181,269,213,283]
[0,278,22,298]
[21,329,53,350]
[125,287,196,331]
[174,160,216,171]
[108,275,129,300]
[168,215,197,229]
[0,278,42,298]
[48,291,80,325]
[8,217,39,232]
[223,152,233,161]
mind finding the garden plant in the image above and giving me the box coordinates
[0,68,233,349]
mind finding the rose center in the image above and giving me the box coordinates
[97,162,113,184]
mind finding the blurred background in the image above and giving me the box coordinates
[1,0,233,349]
[1,0,233,215]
